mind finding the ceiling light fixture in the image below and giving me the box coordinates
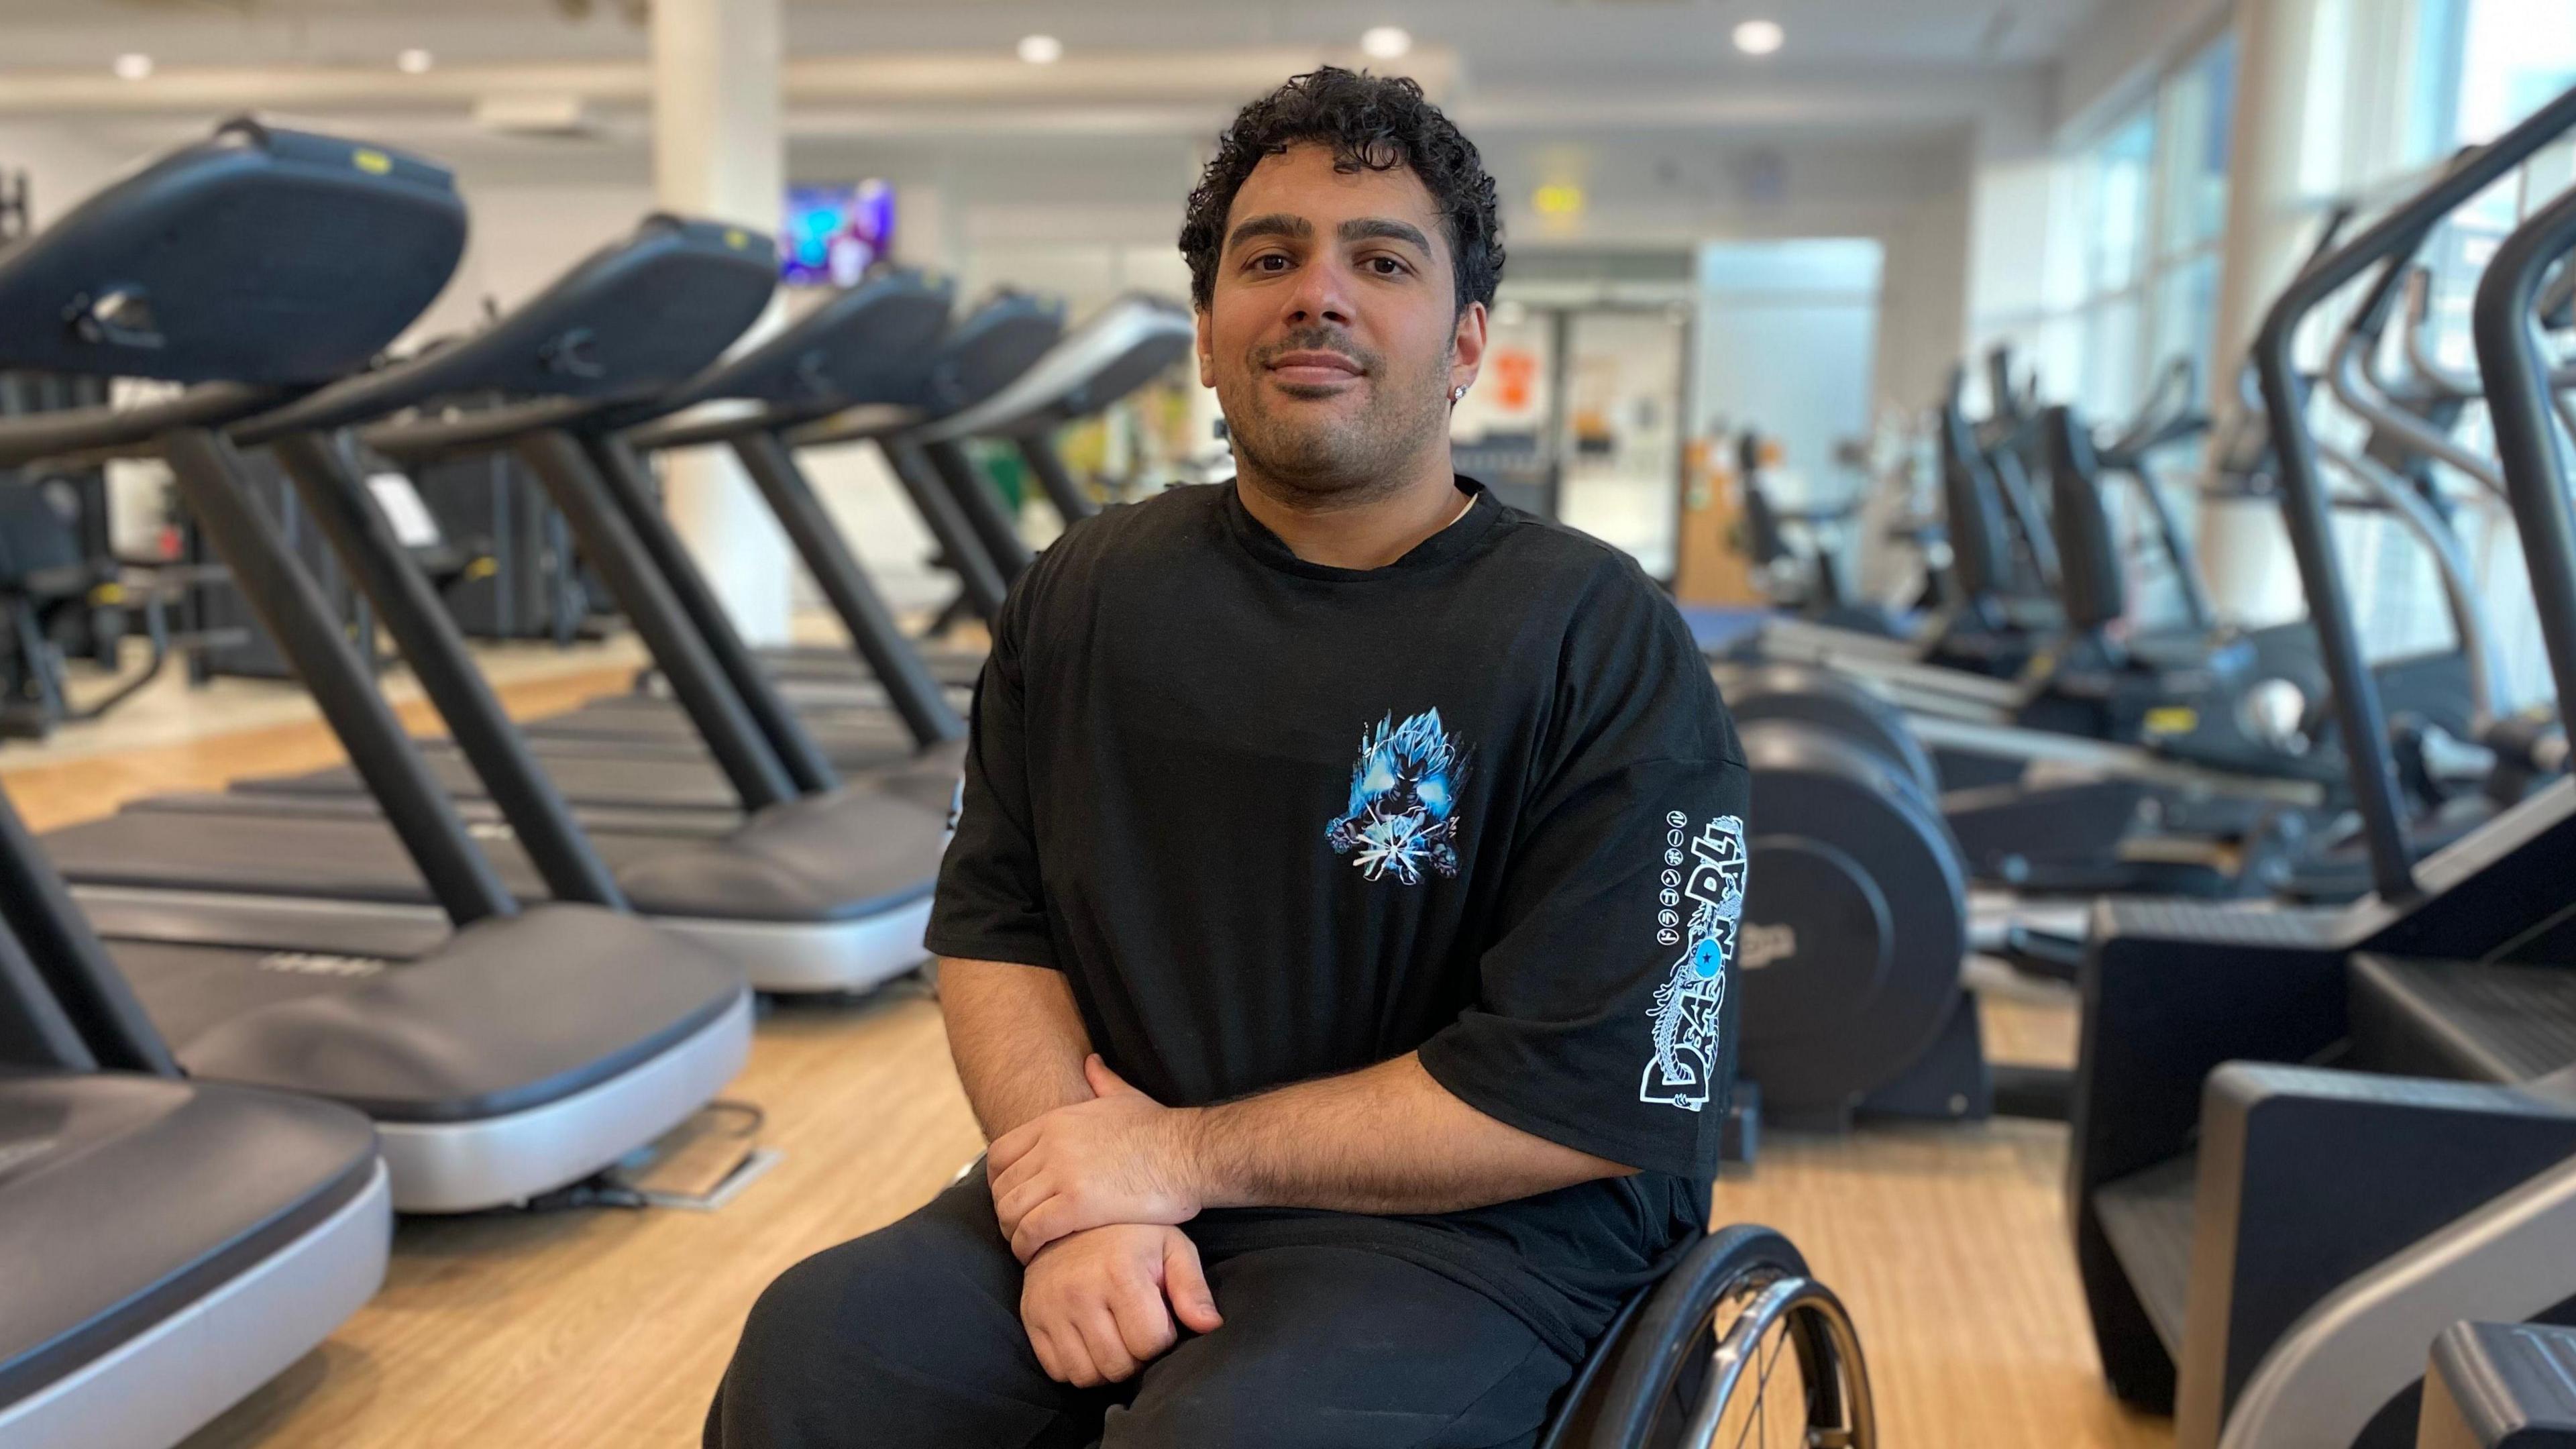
[396,48,435,74]
[1360,26,1413,60]
[112,52,154,81]
[1732,19,1784,56]
[1017,34,1063,65]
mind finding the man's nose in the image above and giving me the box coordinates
[1283,258,1355,330]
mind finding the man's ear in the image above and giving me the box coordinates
[1195,307,1216,390]
[1448,300,1489,398]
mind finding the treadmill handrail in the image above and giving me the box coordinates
[2472,167,2576,727]
[641,268,957,421]
[911,294,1194,445]
[356,395,617,466]
[2253,78,2576,902]
[234,214,779,445]
[0,382,282,472]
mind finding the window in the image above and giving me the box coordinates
[2315,0,2576,708]
[2025,32,2241,429]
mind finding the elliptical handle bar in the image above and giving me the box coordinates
[2473,174,2576,731]
[2251,78,2576,903]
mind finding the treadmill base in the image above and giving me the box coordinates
[382,991,755,1213]
[0,1161,391,1449]
[664,897,934,996]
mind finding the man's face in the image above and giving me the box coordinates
[1198,143,1486,501]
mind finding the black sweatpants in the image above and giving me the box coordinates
[704,1167,1576,1449]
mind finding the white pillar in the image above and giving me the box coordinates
[650,0,794,644]
[2198,0,2329,627]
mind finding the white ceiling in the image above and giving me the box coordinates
[0,0,2108,82]
[0,0,2097,248]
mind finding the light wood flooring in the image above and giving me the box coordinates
[1,659,2173,1449]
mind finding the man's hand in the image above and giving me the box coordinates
[989,1057,1205,1262]
[1019,1222,1224,1387]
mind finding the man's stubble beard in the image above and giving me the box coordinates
[1224,337,1454,511]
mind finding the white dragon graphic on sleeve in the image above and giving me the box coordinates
[1639,812,1746,1112]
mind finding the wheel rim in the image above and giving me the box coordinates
[1672,1274,1875,1449]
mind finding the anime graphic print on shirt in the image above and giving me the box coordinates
[1326,708,1470,885]
[1640,812,1746,1112]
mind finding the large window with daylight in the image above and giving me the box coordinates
[2031,31,2241,431]
[2322,0,2576,707]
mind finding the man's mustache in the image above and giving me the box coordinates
[1255,328,1379,374]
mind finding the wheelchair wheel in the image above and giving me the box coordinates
[1546,1225,1874,1449]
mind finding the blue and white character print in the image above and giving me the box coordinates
[1640,812,1747,1112]
[1326,708,1469,885]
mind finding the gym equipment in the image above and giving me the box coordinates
[2065,86,2576,1448]
[1717,659,2073,1128]
[0,121,755,1214]
[1537,1225,1874,1447]
[417,437,607,646]
[0,371,211,738]
[408,268,979,775]
[46,201,952,994]
[0,861,389,1449]
[784,288,1068,641]
[2416,1321,2576,1447]
[1735,429,1909,637]
[543,286,1185,752]
[740,290,1195,707]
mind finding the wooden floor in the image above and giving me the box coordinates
[3,665,2173,1449]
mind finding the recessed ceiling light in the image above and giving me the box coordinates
[1017,34,1063,65]
[1733,19,1784,56]
[396,48,435,74]
[1361,25,1413,60]
[112,52,154,81]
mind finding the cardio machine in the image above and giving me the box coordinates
[2064,86,2576,1449]
[0,121,755,1211]
[43,203,952,994]
[0,836,389,1449]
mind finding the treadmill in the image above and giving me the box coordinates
[0,122,753,1212]
[0,830,388,1449]
[54,205,947,994]
[209,286,1069,818]
[500,267,980,763]
[555,287,1193,737]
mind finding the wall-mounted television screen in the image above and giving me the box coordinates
[783,180,896,286]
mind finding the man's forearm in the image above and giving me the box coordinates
[1183,1053,1633,1216]
[938,957,1094,1139]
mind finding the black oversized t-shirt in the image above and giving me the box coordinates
[926,478,1751,1361]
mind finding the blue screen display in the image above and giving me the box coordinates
[783,180,896,286]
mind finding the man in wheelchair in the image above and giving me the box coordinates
[706,66,1751,1449]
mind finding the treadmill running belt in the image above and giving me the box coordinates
[47,784,945,922]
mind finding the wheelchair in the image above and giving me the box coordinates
[1539,1224,1874,1448]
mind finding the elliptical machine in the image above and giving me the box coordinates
[2064,85,2576,1448]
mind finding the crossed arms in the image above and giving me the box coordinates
[939,956,1636,1387]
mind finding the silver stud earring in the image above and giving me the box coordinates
[1450,384,1468,401]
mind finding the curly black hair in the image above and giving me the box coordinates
[1179,67,1504,318]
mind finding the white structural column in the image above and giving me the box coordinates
[650,0,794,643]
[2199,0,2330,626]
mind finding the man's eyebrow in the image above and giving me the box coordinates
[1338,217,1433,252]
[1226,213,1311,250]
